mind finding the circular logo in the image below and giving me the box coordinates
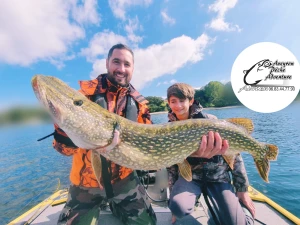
[231,42,300,113]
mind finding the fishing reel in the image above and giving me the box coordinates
[136,169,169,203]
[136,170,157,185]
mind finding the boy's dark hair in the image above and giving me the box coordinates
[167,83,195,100]
[107,43,134,61]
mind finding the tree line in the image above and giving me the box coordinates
[146,81,300,112]
[0,107,50,125]
[0,82,299,124]
[146,81,241,112]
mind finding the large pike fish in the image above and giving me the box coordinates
[32,75,278,182]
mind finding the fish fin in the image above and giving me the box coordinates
[254,156,270,183]
[91,151,102,186]
[226,118,254,134]
[222,154,236,170]
[177,159,192,182]
[253,144,278,182]
[266,144,279,161]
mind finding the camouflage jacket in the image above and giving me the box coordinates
[52,74,152,188]
[167,101,250,192]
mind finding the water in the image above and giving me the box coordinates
[1,102,300,224]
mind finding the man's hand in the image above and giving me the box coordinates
[237,191,255,218]
[94,129,120,155]
[190,131,229,158]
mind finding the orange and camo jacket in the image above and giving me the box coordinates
[53,74,151,188]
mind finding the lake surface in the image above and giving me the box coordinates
[1,102,300,224]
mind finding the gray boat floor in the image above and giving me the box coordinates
[11,186,294,225]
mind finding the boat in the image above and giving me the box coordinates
[8,171,300,225]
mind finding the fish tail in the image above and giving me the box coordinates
[254,157,270,183]
[177,159,192,182]
[253,144,278,183]
[266,144,279,161]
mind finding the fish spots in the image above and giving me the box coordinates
[149,150,157,153]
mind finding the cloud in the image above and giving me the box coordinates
[88,33,213,90]
[207,0,241,32]
[170,79,177,84]
[71,0,100,25]
[108,0,153,20]
[91,59,107,78]
[220,79,230,84]
[80,30,127,62]
[156,79,177,87]
[125,16,143,45]
[161,10,176,25]
[0,0,101,67]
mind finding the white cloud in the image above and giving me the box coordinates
[71,0,100,25]
[220,79,230,84]
[89,34,213,90]
[161,10,176,25]
[50,54,76,69]
[125,16,143,45]
[156,79,177,87]
[193,86,202,90]
[0,0,101,67]
[108,0,153,20]
[170,79,177,84]
[207,0,241,32]
[91,59,107,77]
[80,30,127,62]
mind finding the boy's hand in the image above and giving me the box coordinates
[190,131,229,158]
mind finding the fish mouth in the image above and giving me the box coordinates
[32,76,61,122]
[32,76,42,101]
[45,97,60,121]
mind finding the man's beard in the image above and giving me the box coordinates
[107,71,129,87]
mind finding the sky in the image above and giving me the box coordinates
[0,0,299,110]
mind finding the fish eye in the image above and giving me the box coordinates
[73,99,83,106]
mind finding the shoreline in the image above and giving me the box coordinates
[203,105,243,110]
[150,105,243,114]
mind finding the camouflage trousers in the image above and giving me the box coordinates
[58,171,156,225]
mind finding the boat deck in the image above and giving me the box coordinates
[9,185,298,225]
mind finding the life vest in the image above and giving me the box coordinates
[52,74,151,188]
[90,84,139,199]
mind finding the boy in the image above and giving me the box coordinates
[167,83,255,225]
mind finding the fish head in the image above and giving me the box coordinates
[31,75,113,149]
[32,75,86,124]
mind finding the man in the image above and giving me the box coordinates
[53,44,229,225]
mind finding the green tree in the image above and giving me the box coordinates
[203,81,226,107]
[145,96,167,112]
[222,82,241,106]
[194,89,209,107]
